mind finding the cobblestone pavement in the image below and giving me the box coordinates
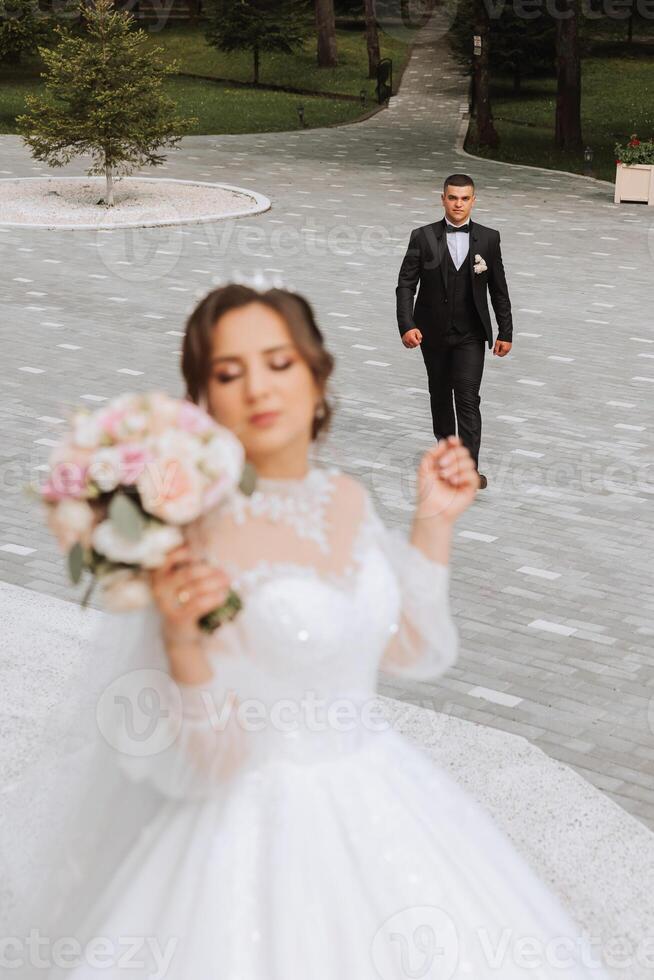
[1,11,653,827]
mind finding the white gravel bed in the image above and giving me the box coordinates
[0,176,270,229]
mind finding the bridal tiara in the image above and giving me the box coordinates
[216,269,297,293]
[193,269,325,346]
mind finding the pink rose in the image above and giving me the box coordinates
[119,444,151,485]
[178,400,215,435]
[97,395,148,442]
[43,445,91,500]
[137,456,205,524]
[99,407,129,440]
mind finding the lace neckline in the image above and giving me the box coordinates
[225,465,340,553]
[254,465,319,493]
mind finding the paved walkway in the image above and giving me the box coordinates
[1,11,653,828]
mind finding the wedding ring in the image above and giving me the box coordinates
[176,588,191,607]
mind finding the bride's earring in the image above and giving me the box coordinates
[314,400,326,420]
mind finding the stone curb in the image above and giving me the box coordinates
[0,176,271,231]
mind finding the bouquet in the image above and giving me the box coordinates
[39,391,255,632]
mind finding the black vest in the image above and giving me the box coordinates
[445,247,485,341]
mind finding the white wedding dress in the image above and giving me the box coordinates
[2,466,611,979]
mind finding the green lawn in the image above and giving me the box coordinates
[0,76,37,134]
[468,54,654,183]
[167,77,367,133]
[0,26,410,135]
[143,24,408,98]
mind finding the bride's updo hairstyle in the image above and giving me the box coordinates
[182,284,335,441]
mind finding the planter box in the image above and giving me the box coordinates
[614,163,654,205]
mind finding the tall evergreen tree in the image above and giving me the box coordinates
[17,0,195,206]
[554,0,583,150]
[0,0,76,66]
[487,7,555,93]
[205,0,306,85]
[314,0,337,66]
[449,0,555,92]
[471,0,498,148]
[363,0,380,78]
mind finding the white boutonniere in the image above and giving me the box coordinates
[473,254,487,275]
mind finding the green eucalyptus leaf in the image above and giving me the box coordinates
[68,541,84,584]
[238,461,257,497]
[108,493,146,542]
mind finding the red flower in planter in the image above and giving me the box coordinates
[629,139,641,147]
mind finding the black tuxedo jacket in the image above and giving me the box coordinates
[396,218,513,348]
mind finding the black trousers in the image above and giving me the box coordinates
[419,333,486,469]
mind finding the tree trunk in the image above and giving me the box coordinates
[105,164,114,207]
[472,0,498,149]
[554,0,583,151]
[253,42,260,84]
[187,0,201,26]
[363,0,380,79]
[314,0,337,68]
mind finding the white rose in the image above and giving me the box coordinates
[88,447,123,492]
[72,412,104,449]
[101,570,152,612]
[47,499,96,551]
[147,392,181,432]
[201,430,245,486]
[92,520,183,568]
[149,429,203,464]
[58,498,95,534]
[121,412,149,439]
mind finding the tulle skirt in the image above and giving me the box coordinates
[46,727,608,980]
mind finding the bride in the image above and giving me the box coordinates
[2,283,611,979]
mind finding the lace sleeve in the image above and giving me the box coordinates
[362,488,460,680]
[97,605,250,801]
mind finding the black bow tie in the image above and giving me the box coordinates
[446,223,470,233]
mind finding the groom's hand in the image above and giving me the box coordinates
[401,328,422,348]
[493,340,512,357]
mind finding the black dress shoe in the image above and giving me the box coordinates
[477,473,488,489]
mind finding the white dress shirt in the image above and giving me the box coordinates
[445,221,470,270]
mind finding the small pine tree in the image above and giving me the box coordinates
[205,0,307,85]
[17,0,196,206]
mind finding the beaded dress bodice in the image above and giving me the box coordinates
[112,464,458,795]
[186,466,403,709]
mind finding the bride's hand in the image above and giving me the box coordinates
[150,544,231,651]
[415,436,479,525]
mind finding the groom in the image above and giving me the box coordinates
[396,173,513,489]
